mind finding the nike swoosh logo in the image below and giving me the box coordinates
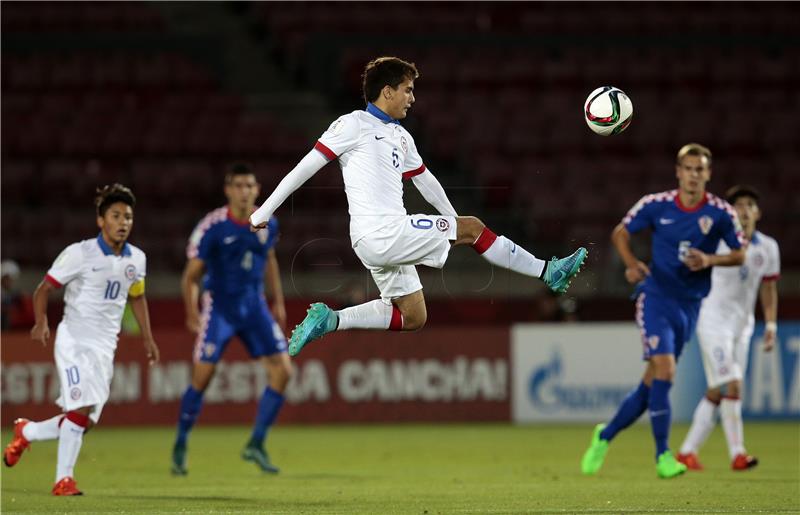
[92,266,105,272]
[374,135,386,140]
[223,236,237,244]
[659,218,675,225]
[650,409,669,417]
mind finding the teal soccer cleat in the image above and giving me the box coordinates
[288,303,338,356]
[242,444,280,474]
[171,442,188,476]
[542,247,588,294]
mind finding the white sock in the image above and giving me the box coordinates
[56,418,86,482]
[680,397,718,455]
[337,299,393,330]
[720,397,745,459]
[475,232,545,278]
[22,415,64,442]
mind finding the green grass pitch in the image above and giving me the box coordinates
[2,423,798,514]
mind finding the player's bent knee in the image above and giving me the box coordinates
[403,310,427,331]
[726,381,742,398]
[705,389,722,403]
[403,318,425,331]
[264,355,293,392]
[456,216,485,243]
[191,363,216,391]
[650,354,676,381]
[274,362,293,385]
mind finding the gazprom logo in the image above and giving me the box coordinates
[528,351,631,413]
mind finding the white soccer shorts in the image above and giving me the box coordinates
[696,321,754,389]
[354,214,458,300]
[54,321,114,424]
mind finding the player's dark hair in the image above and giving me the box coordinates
[95,183,136,217]
[225,162,256,184]
[676,143,712,166]
[362,57,419,104]
[725,184,760,205]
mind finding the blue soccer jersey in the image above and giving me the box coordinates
[623,190,745,301]
[186,207,285,362]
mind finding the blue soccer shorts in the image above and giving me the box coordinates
[193,294,287,364]
[635,290,701,361]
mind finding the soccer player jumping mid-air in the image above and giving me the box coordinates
[249,56,587,356]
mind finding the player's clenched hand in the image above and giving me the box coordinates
[624,261,650,284]
[250,221,267,232]
[763,329,776,352]
[684,248,710,271]
[143,338,160,365]
[185,311,201,334]
[31,323,50,346]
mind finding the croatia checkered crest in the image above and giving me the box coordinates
[584,86,633,136]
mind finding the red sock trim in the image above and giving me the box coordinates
[65,411,90,428]
[389,305,403,331]
[472,227,498,255]
[722,395,740,401]
[705,395,721,405]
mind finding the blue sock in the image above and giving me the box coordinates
[600,382,650,442]
[649,379,672,460]
[175,386,204,447]
[249,387,284,448]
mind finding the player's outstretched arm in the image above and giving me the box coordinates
[411,169,458,217]
[30,279,55,345]
[128,290,160,365]
[250,149,329,228]
[611,223,650,284]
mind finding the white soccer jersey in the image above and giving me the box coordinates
[46,234,147,349]
[697,231,780,331]
[315,107,426,243]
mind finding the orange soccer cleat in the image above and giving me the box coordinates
[3,418,31,467]
[677,452,704,471]
[732,453,758,471]
[52,477,83,496]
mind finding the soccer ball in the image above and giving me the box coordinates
[584,86,633,136]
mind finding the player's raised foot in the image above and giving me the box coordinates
[288,302,338,357]
[171,442,188,476]
[731,453,758,471]
[656,450,687,479]
[52,477,83,496]
[4,418,31,467]
[580,423,609,475]
[242,444,279,474]
[543,247,588,294]
[677,452,704,471]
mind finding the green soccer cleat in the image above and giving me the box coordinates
[171,442,188,476]
[581,423,609,475]
[656,450,687,479]
[242,444,279,474]
[543,247,588,294]
[288,302,338,357]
